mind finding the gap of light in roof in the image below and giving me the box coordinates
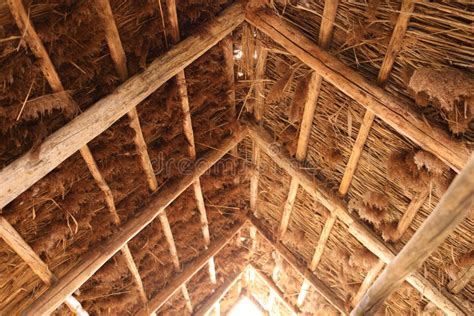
[228,296,264,316]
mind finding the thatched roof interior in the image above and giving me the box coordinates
[0,0,472,315]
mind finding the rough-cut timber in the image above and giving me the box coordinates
[0,217,87,316]
[141,220,245,314]
[245,8,469,173]
[0,2,245,209]
[250,264,300,315]
[194,270,244,316]
[448,266,474,294]
[338,0,415,196]
[352,155,474,316]
[248,123,466,315]
[248,213,347,315]
[20,126,247,315]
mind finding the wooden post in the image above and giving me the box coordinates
[247,123,467,315]
[250,264,300,315]
[19,126,247,315]
[193,270,244,316]
[245,7,469,173]
[164,0,217,284]
[338,0,415,196]
[141,221,245,314]
[0,1,245,209]
[248,213,348,315]
[0,217,88,315]
[352,155,474,315]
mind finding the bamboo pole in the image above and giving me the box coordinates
[245,7,469,173]
[248,123,467,315]
[352,155,474,315]
[20,126,247,315]
[0,1,245,209]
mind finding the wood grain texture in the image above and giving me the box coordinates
[248,123,466,315]
[448,265,474,294]
[245,8,469,173]
[0,2,245,209]
[352,155,474,315]
[20,126,247,315]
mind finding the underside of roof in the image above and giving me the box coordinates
[0,0,473,315]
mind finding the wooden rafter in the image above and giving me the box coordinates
[20,126,247,315]
[448,265,474,295]
[194,270,244,316]
[248,213,347,315]
[339,0,415,196]
[0,217,88,315]
[0,2,245,209]
[250,264,300,315]
[245,8,469,173]
[140,220,245,314]
[164,0,217,285]
[352,155,474,315]
[248,123,466,315]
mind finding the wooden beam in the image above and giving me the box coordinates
[250,264,300,315]
[245,8,469,173]
[164,0,217,284]
[120,244,148,303]
[351,260,385,307]
[253,41,268,122]
[448,265,474,294]
[338,0,415,196]
[142,220,245,314]
[0,2,245,209]
[247,123,467,315]
[0,217,88,315]
[193,270,244,316]
[19,126,247,315]
[352,155,474,316]
[248,213,347,315]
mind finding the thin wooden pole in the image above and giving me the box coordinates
[448,265,474,294]
[0,1,245,209]
[20,126,247,315]
[352,155,474,315]
[0,217,88,315]
[248,123,467,315]
[141,220,245,314]
[245,7,469,173]
[248,213,348,315]
[250,264,300,315]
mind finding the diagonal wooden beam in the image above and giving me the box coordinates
[0,1,245,209]
[194,270,244,316]
[164,0,217,285]
[245,7,469,173]
[250,263,300,315]
[20,126,247,315]
[0,217,88,315]
[6,0,120,224]
[448,265,474,295]
[338,0,415,196]
[248,123,467,315]
[248,213,347,315]
[352,155,474,315]
[139,220,245,315]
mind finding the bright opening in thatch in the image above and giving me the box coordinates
[228,296,263,316]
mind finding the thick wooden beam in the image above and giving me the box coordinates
[338,0,415,196]
[250,264,300,315]
[164,0,217,284]
[142,220,245,314]
[248,123,466,315]
[193,270,244,316]
[352,155,474,315]
[448,265,474,294]
[0,217,88,315]
[245,8,469,173]
[0,2,245,209]
[248,213,347,315]
[20,126,247,315]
